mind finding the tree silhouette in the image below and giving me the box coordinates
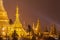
[28,25,32,32]
[12,30,18,40]
[9,19,13,24]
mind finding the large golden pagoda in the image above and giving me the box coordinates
[0,0,9,36]
[0,0,9,25]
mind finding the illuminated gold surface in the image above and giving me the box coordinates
[0,0,58,38]
[12,5,27,37]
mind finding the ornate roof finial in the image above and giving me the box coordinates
[0,0,5,11]
[16,4,19,19]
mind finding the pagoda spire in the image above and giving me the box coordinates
[14,5,22,26]
[13,5,22,28]
[0,0,9,25]
[0,0,9,36]
[16,5,19,20]
[49,24,57,35]
[35,19,42,35]
[0,0,5,11]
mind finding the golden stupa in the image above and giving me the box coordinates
[0,0,9,36]
[12,5,27,37]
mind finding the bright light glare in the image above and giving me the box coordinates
[2,28,5,30]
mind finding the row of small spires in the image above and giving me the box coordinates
[32,19,57,34]
[9,18,57,32]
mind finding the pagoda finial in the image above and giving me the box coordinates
[0,0,5,11]
[0,0,2,5]
[16,4,19,19]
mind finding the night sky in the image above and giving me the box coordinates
[3,0,60,30]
